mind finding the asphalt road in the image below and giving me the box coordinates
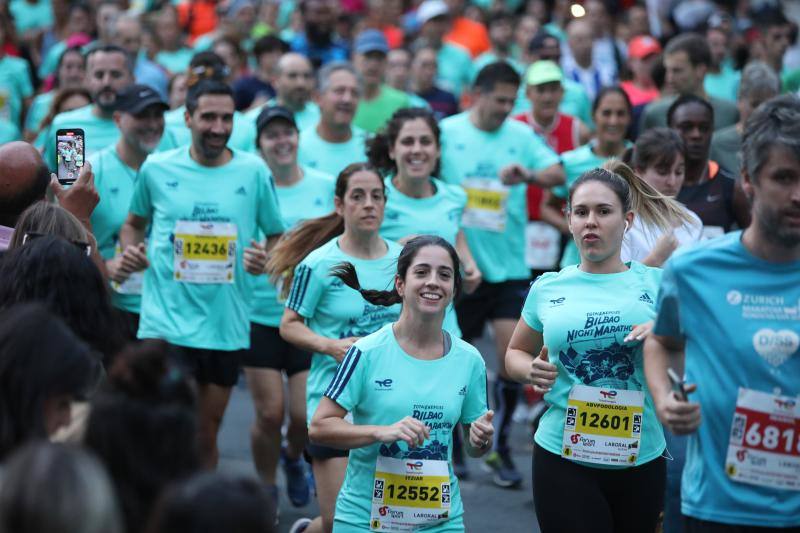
[218,330,541,532]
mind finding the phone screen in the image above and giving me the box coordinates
[56,129,85,185]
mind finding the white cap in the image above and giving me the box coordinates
[417,0,449,26]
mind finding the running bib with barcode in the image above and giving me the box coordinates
[370,456,451,531]
[110,241,144,294]
[173,221,237,284]
[461,178,510,232]
[562,385,644,465]
[725,388,800,491]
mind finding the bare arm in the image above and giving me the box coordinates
[279,308,358,362]
[505,318,556,394]
[462,410,495,458]
[309,396,429,450]
[533,162,566,188]
[455,229,482,294]
[111,213,150,280]
[538,191,569,234]
[576,119,593,146]
[644,333,701,434]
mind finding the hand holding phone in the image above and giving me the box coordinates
[667,368,688,401]
[55,128,85,186]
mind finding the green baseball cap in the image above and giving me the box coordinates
[525,60,563,86]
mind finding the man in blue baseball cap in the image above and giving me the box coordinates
[352,29,412,133]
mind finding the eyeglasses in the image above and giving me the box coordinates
[22,232,92,257]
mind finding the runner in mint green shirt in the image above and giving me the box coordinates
[298,63,366,176]
[555,87,633,268]
[89,85,169,335]
[506,160,694,533]
[309,235,494,532]
[367,107,482,338]
[25,45,87,140]
[439,62,564,487]
[272,164,400,533]
[0,53,33,135]
[244,105,335,508]
[119,80,284,468]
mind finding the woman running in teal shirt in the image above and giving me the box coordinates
[268,163,402,533]
[505,161,692,533]
[310,235,494,532]
[367,107,482,335]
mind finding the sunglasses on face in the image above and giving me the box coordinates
[22,232,92,257]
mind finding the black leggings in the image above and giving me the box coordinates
[533,443,665,533]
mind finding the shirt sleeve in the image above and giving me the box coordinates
[324,345,366,411]
[256,169,286,236]
[525,129,561,171]
[520,280,543,332]
[129,167,153,219]
[653,258,684,339]
[286,261,325,318]
[460,353,489,425]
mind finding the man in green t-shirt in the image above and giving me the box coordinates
[45,45,135,169]
[297,62,366,176]
[640,33,739,133]
[352,29,410,133]
[119,80,284,468]
[440,61,564,488]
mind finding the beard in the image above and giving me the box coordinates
[757,201,800,248]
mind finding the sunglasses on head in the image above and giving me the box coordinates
[22,232,92,257]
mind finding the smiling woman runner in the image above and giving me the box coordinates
[268,163,402,533]
[310,235,494,533]
[505,160,693,533]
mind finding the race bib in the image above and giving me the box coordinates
[562,385,644,465]
[110,240,144,295]
[173,220,237,284]
[370,456,451,531]
[725,388,800,491]
[461,178,509,232]
[525,221,561,270]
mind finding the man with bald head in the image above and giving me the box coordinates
[244,52,321,134]
[0,141,98,253]
[114,15,169,99]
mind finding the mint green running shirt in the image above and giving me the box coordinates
[250,166,335,327]
[380,176,466,336]
[164,105,256,152]
[286,237,402,422]
[439,112,560,283]
[89,146,143,313]
[522,262,666,468]
[297,126,367,177]
[327,323,488,532]
[129,147,285,350]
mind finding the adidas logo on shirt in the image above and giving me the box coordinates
[458,386,466,396]
[235,186,246,195]
[639,293,654,304]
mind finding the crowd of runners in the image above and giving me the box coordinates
[0,0,798,532]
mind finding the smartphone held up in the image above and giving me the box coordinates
[56,128,85,186]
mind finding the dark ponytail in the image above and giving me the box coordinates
[330,235,462,308]
[330,262,403,306]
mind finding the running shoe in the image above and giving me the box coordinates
[289,518,312,533]
[282,448,312,507]
[483,450,523,488]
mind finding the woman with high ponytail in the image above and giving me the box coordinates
[310,236,494,532]
[505,160,671,533]
[275,163,402,533]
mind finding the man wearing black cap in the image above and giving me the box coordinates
[89,84,170,337]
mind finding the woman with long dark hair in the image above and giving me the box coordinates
[310,235,493,532]
[268,163,402,533]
